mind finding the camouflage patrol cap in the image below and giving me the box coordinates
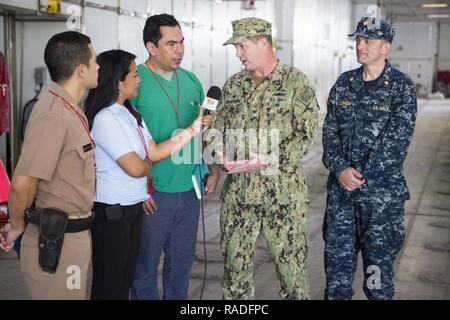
[223,17,272,46]
[349,16,395,43]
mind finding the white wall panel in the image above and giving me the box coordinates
[21,22,67,104]
[118,15,147,64]
[192,26,211,91]
[90,0,118,7]
[354,2,383,24]
[84,7,119,53]
[294,0,356,112]
[119,0,147,13]
[390,21,437,96]
[0,0,37,11]
[191,0,212,92]
[245,0,274,24]
[389,23,412,60]
[438,23,450,71]
[224,0,244,78]
[274,0,295,66]
[146,0,172,15]
[175,0,194,73]
[173,0,193,24]
[211,0,229,88]
[180,23,193,72]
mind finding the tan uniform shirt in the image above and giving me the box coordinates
[15,82,95,218]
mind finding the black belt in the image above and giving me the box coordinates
[25,208,93,233]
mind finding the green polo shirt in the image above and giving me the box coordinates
[130,64,204,193]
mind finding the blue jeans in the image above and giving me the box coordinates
[131,189,200,300]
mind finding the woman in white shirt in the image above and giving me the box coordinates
[85,50,206,300]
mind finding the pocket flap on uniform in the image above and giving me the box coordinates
[76,144,95,160]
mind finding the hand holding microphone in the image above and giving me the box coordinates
[202,86,222,115]
[201,86,222,132]
[188,86,222,136]
[188,106,213,136]
[189,108,205,136]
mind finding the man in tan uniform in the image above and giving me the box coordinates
[0,31,98,299]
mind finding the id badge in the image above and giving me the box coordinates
[147,176,153,194]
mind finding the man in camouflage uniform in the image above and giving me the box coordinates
[207,17,319,299]
[322,17,417,300]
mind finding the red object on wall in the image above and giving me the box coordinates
[0,159,9,226]
[0,52,9,135]
[0,53,9,225]
[0,214,7,226]
[438,70,450,83]
[0,159,9,203]
[0,211,7,226]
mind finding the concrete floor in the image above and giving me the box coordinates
[1,98,449,300]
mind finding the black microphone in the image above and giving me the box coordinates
[202,86,222,115]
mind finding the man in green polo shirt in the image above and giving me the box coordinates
[131,13,219,300]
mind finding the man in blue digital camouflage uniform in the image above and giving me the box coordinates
[322,17,417,300]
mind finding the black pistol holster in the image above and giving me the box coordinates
[25,208,93,274]
[38,208,68,274]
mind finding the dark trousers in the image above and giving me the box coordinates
[323,193,406,300]
[91,201,144,300]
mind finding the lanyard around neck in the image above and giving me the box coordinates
[49,90,95,148]
[136,125,149,162]
[136,124,152,189]
[145,61,181,128]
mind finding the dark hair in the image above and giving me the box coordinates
[143,13,180,47]
[44,31,92,82]
[85,50,142,129]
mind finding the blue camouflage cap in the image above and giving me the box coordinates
[349,17,395,43]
